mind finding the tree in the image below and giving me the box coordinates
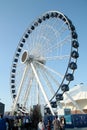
[31,104,42,129]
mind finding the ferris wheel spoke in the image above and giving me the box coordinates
[38,64,61,96]
[57,20,68,34]
[44,34,71,56]
[22,72,34,107]
[40,65,60,88]
[27,22,71,58]
[26,24,46,55]
[30,18,60,55]
[36,61,64,79]
[36,16,58,45]
[39,20,71,55]
[38,68,56,97]
[46,55,69,61]
[35,33,71,58]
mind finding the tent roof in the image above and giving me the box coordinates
[63,83,87,103]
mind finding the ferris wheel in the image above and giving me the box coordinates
[10,11,79,115]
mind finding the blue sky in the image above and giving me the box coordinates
[0,0,87,111]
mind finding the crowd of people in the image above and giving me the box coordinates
[0,114,32,130]
[0,114,66,130]
[38,115,66,130]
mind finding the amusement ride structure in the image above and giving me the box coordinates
[10,11,79,115]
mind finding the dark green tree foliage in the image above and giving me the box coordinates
[31,104,42,129]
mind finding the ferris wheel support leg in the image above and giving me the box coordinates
[30,63,55,116]
[12,65,29,113]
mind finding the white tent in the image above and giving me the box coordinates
[60,83,87,113]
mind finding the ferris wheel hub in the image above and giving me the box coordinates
[21,50,34,64]
[21,50,46,64]
[21,51,28,63]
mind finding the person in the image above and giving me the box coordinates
[38,119,44,130]
[46,120,51,130]
[0,114,6,130]
[17,118,22,130]
[52,115,60,130]
[60,116,66,130]
[5,118,9,130]
[13,118,18,130]
[25,117,29,130]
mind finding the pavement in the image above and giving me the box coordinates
[64,128,87,130]
[51,128,87,130]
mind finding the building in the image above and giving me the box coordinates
[0,102,5,115]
